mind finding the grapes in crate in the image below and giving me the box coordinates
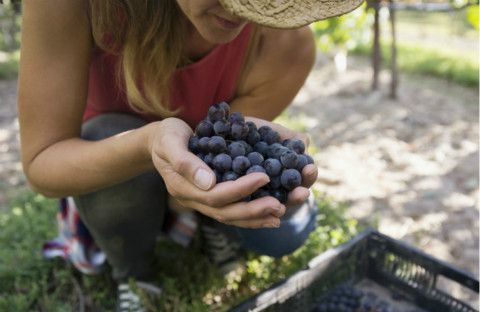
[188,101,314,203]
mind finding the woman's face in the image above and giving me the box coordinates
[176,0,248,44]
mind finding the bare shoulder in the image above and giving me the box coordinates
[258,26,315,66]
[238,26,316,95]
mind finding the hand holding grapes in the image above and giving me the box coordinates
[189,102,318,206]
[148,117,286,229]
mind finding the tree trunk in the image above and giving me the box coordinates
[372,1,381,90]
[390,0,398,99]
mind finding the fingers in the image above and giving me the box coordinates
[179,196,285,229]
[286,186,310,207]
[153,118,219,191]
[301,164,318,188]
[156,157,270,207]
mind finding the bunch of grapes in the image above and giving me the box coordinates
[188,101,314,204]
[311,284,364,312]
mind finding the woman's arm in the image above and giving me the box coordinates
[18,0,155,197]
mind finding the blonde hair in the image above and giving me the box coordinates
[89,1,260,118]
[89,0,186,117]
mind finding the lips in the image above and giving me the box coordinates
[214,15,244,29]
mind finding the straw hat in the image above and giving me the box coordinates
[218,0,365,29]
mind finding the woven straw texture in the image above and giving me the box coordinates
[219,0,365,29]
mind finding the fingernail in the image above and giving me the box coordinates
[194,168,214,190]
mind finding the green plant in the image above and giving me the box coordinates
[312,3,373,53]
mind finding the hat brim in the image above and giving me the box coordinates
[219,0,365,29]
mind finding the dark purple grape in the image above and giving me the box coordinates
[280,169,301,190]
[245,121,257,133]
[282,139,291,147]
[228,141,246,158]
[231,122,249,140]
[263,158,282,177]
[195,120,214,138]
[188,135,200,153]
[198,137,210,153]
[217,101,230,117]
[280,150,299,169]
[306,154,314,164]
[232,156,251,174]
[213,120,231,137]
[296,154,308,172]
[251,188,270,200]
[270,189,287,203]
[208,104,226,123]
[238,140,253,154]
[258,126,272,138]
[264,130,281,145]
[247,152,264,166]
[203,153,215,166]
[253,141,269,156]
[246,165,266,175]
[246,130,260,146]
[213,169,223,184]
[208,136,227,154]
[222,171,239,182]
[266,143,284,158]
[286,139,306,154]
[229,112,245,124]
[212,153,232,173]
[267,175,282,189]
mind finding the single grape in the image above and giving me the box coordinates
[280,169,302,190]
[198,137,210,153]
[254,141,269,156]
[213,120,231,137]
[258,125,272,138]
[228,141,246,158]
[208,136,227,154]
[280,150,299,169]
[267,175,282,189]
[195,120,214,138]
[217,101,230,117]
[208,104,226,123]
[188,135,200,153]
[229,112,245,124]
[212,153,232,173]
[232,156,251,174]
[296,154,309,172]
[246,130,260,146]
[263,158,282,177]
[286,139,306,154]
[264,130,281,145]
[247,152,264,166]
[231,121,249,140]
[203,153,215,166]
[245,121,257,133]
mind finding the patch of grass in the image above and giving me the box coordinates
[352,42,479,87]
[0,187,358,311]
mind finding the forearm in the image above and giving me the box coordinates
[24,122,157,197]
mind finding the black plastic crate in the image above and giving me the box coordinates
[230,229,479,312]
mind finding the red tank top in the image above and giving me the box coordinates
[84,25,252,129]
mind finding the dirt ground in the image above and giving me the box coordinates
[0,55,478,305]
[289,55,479,305]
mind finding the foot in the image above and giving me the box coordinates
[116,280,162,312]
[199,215,245,275]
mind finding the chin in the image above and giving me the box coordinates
[199,22,247,44]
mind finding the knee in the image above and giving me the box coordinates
[236,202,317,258]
